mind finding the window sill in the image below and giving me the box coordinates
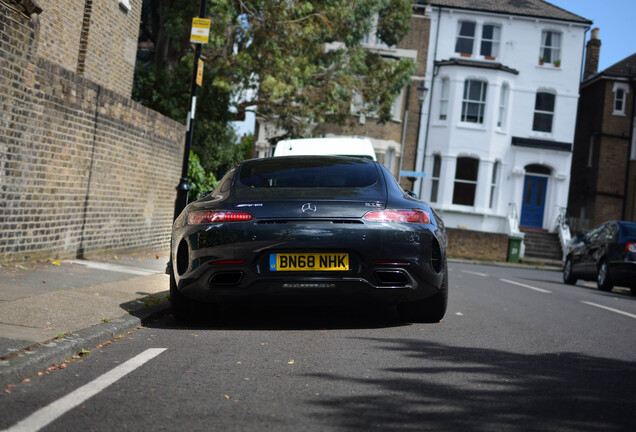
[612,111,627,117]
[434,203,505,218]
[536,64,562,70]
[529,131,553,139]
[457,123,487,132]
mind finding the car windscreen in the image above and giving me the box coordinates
[234,157,382,200]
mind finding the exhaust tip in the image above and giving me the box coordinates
[209,271,244,286]
[375,270,409,286]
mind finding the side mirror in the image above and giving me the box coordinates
[405,190,418,199]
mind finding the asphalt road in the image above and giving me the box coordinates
[1,261,635,432]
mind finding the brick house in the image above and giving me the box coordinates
[567,30,636,232]
[412,0,590,251]
[253,3,430,186]
[34,0,141,97]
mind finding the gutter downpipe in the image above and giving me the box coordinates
[397,84,411,185]
[622,73,635,219]
[418,6,442,199]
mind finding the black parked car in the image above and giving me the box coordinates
[563,220,636,294]
[170,156,448,323]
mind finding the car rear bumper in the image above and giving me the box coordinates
[609,261,636,287]
[171,220,446,305]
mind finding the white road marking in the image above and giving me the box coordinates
[65,260,159,276]
[581,301,636,319]
[500,278,552,293]
[3,348,167,432]
[461,270,489,277]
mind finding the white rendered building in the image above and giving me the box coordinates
[414,1,591,234]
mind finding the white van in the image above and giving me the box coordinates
[273,137,377,161]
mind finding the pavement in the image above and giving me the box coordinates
[0,251,172,388]
[0,250,563,389]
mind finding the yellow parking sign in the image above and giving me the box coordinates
[196,59,204,86]
[190,18,211,44]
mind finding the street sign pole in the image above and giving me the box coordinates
[174,0,209,221]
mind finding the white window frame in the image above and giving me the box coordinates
[430,154,442,203]
[439,78,450,121]
[363,14,392,49]
[587,136,595,167]
[489,160,500,209]
[497,83,509,129]
[480,24,501,59]
[390,89,404,121]
[631,121,636,160]
[532,90,556,133]
[612,82,629,116]
[455,21,476,56]
[452,156,480,207]
[540,30,562,65]
[461,80,487,124]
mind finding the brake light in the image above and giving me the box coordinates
[187,211,253,224]
[363,209,430,224]
[626,242,636,253]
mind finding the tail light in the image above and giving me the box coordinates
[363,209,430,224]
[187,211,253,224]
[626,242,636,253]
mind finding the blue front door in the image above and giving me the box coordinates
[520,175,547,228]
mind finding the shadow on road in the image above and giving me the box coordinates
[146,298,410,331]
[306,338,636,432]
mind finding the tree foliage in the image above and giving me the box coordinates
[187,151,218,201]
[133,0,415,172]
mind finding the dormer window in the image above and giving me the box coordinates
[455,21,476,56]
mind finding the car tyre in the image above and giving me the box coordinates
[596,259,613,292]
[170,269,199,321]
[398,263,448,323]
[563,257,577,285]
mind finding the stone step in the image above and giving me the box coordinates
[521,229,563,260]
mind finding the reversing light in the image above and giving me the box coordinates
[187,210,253,224]
[363,209,430,224]
[626,242,636,253]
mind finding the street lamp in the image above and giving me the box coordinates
[416,81,428,104]
[174,0,208,221]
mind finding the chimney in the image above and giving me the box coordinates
[584,28,601,80]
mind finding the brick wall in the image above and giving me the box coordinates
[446,228,508,261]
[0,2,185,262]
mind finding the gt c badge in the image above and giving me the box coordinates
[301,203,317,213]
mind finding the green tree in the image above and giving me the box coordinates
[187,151,218,201]
[133,0,414,170]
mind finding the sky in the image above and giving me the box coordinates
[548,0,636,71]
[232,0,636,136]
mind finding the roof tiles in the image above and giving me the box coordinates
[426,0,592,24]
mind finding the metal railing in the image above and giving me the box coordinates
[555,206,572,261]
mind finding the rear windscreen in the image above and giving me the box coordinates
[620,223,636,237]
[234,157,382,200]
[238,157,378,188]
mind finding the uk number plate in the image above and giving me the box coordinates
[269,253,349,271]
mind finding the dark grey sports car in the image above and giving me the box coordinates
[170,156,448,322]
